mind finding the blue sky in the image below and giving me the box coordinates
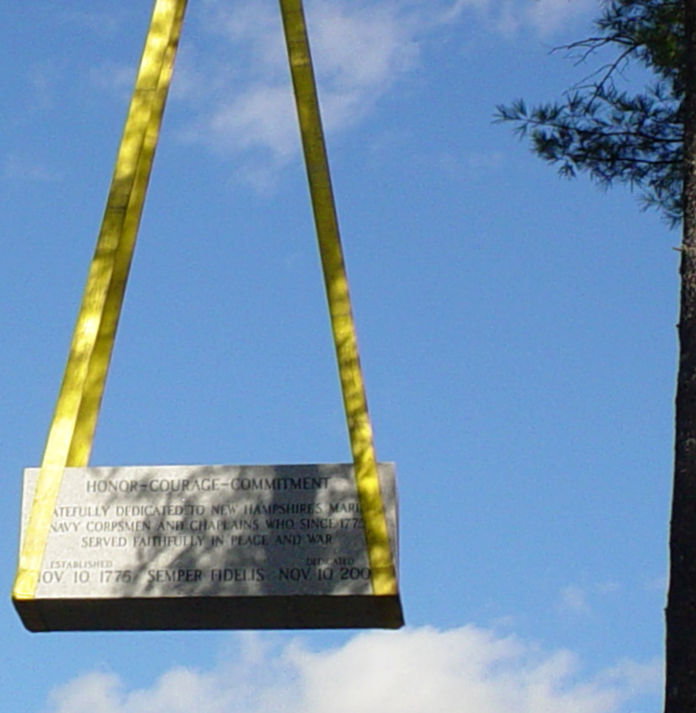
[1,1,671,711]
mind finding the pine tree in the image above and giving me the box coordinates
[497,0,682,222]
[498,3,695,710]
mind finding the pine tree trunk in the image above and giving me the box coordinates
[665,2,696,711]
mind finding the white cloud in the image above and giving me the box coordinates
[43,626,660,713]
[177,0,421,176]
[524,0,599,37]
[557,581,625,618]
[207,83,297,159]
[415,0,599,37]
[67,0,598,181]
[601,658,663,698]
[559,584,592,616]
[170,0,598,180]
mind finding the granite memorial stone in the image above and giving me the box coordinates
[14,463,403,631]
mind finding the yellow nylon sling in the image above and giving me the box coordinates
[278,0,397,596]
[13,0,188,600]
[13,0,397,603]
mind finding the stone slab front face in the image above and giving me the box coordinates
[14,463,403,632]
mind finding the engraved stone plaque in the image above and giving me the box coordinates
[14,463,403,631]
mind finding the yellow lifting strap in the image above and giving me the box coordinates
[13,0,397,602]
[278,0,397,596]
[13,0,188,600]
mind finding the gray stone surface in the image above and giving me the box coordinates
[14,463,403,631]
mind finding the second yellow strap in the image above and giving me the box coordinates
[13,0,188,601]
[279,0,398,596]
